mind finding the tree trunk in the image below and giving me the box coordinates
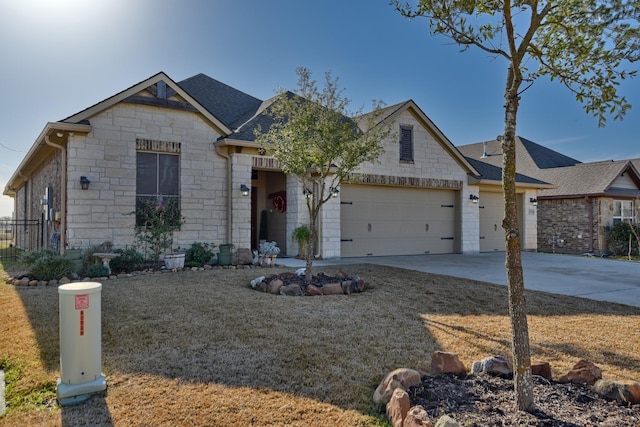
[304,214,317,283]
[502,66,535,412]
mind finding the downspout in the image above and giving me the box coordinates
[215,143,233,244]
[45,134,66,254]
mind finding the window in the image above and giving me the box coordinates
[612,200,634,225]
[136,139,181,226]
[399,125,413,162]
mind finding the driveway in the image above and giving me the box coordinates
[279,252,640,308]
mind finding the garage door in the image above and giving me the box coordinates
[340,185,457,257]
[479,192,505,252]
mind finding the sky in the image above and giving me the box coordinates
[1,0,639,218]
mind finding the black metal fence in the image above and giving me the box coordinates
[0,219,43,260]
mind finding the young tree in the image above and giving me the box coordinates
[255,67,392,282]
[394,0,640,411]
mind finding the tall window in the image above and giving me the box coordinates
[399,125,413,162]
[136,139,181,226]
[612,200,634,225]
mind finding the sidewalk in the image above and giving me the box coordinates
[278,252,640,308]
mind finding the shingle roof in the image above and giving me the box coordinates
[537,160,640,198]
[177,73,263,130]
[465,157,550,185]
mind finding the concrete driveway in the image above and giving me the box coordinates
[279,252,640,308]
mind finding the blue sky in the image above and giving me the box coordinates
[1,0,638,217]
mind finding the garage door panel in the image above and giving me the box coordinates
[340,185,457,257]
[479,192,505,252]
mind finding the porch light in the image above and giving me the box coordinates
[330,187,339,198]
[80,176,91,190]
[469,194,479,203]
[240,184,250,197]
[530,198,538,206]
[303,188,312,199]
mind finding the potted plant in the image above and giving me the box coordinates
[258,241,280,266]
[291,225,310,259]
[134,196,184,269]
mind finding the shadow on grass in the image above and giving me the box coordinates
[8,263,640,423]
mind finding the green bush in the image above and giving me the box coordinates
[109,247,144,274]
[18,249,58,267]
[85,264,110,278]
[606,222,640,256]
[185,242,215,267]
[29,254,74,281]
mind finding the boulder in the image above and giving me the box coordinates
[435,415,460,427]
[250,276,265,289]
[279,284,303,296]
[531,361,552,380]
[593,379,640,404]
[430,351,466,376]
[234,248,253,265]
[373,368,424,405]
[305,284,323,296]
[558,359,602,386]
[386,388,410,427]
[403,405,432,426]
[267,279,284,294]
[321,282,344,295]
[471,355,512,376]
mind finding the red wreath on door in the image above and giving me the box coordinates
[269,191,287,213]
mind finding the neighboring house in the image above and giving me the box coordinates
[4,71,545,258]
[458,137,640,254]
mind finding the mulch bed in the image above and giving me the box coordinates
[408,374,640,426]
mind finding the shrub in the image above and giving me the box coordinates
[85,264,110,278]
[185,242,215,268]
[19,249,58,267]
[29,254,74,281]
[606,222,640,256]
[109,247,144,274]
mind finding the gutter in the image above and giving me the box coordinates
[44,134,67,254]
[214,142,233,244]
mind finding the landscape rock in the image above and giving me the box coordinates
[386,388,410,427]
[234,248,253,265]
[434,415,460,427]
[59,277,71,284]
[471,355,512,376]
[279,283,303,296]
[305,284,323,296]
[430,351,466,376]
[403,405,432,426]
[267,279,284,294]
[531,361,552,379]
[321,282,344,295]
[250,276,265,289]
[593,379,640,404]
[373,368,424,405]
[558,359,602,385]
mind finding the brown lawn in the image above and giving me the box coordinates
[1,263,639,426]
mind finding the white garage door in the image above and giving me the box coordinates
[479,192,505,252]
[340,185,457,257]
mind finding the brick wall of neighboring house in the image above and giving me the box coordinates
[537,198,599,254]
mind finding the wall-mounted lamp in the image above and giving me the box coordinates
[330,187,339,198]
[240,184,250,197]
[469,194,479,203]
[530,198,538,206]
[303,188,312,199]
[80,176,91,190]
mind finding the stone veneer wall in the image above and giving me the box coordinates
[537,198,599,254]
[66,103,226,250]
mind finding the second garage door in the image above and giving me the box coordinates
[340,185,458,257]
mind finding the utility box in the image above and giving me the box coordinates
[57,282,107,406]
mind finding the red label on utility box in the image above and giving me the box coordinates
[75,294,89,310]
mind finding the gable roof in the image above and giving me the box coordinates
[62,72,234,135]
[177,73,263,130]
[458,136,581,181]
[537,160,640,198]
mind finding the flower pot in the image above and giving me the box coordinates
[218,244,233,266]
[164,253,185,269]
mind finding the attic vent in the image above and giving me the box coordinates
[136,138,181,153]
[157,81,167,99]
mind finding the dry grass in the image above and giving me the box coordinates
[1,263,639,426]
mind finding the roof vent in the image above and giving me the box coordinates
[157,81,167,99]
[481,141,488,158]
